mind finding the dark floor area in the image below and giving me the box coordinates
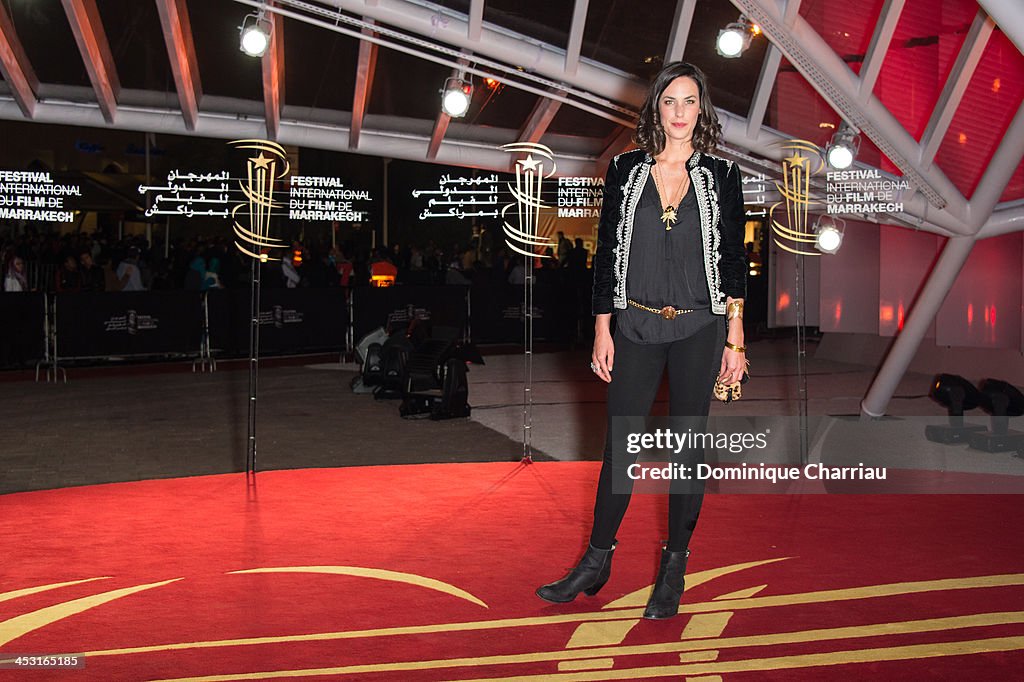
[0,362,533,494]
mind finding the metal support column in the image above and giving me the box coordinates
[522,255,534,463]
[246,258,262,475]
[192,291,217,373]
[861,236,977,417]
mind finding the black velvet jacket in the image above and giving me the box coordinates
[592,148,747,316]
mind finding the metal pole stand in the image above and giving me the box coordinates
[192,291,217,373]
[343,286,354,364]
[34,293,67,384]
[794,253,809,465]
[521,253,534,464]
[246,258,262,477]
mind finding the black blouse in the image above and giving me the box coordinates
[618,174,717,344]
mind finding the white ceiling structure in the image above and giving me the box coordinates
[0,0,1018,237]
[0,0,1022,415]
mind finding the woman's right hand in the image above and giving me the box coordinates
[591,314,614,383]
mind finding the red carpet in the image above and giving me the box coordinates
[1,462,1022,680]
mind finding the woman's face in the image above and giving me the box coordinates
[658,76,701,147]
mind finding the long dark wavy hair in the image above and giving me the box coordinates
[634,61,721,156]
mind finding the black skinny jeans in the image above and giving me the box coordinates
[590,318,725,552]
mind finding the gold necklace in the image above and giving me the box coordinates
[653,162,689,231]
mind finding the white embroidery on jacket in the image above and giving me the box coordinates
[607,150,733,315]
[612,158,649,310]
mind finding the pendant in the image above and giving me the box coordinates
[660,206,677,230]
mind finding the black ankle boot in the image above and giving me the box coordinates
[642,547,690,619]
[536,542,616,603]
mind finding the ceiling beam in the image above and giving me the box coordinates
[468,0,484,42]
[919,10,994,167]
[0,96,596,174]
[426,111,451,161]
[261,3,286,140]
[565,0,589,76]
[976,0,1024,55]
[745,47,782,138]
[350,22,379,149]
[664,0,698,63]
[731,0,970,230]
[978,200,1024,239]
[857,0,904,102]
[61,0,120,124]
[317,0,646,106]
[746,0,801,138]
[154,0,202,131]
[968,99,1024,228]
[518,92,563,144]
[0,2,38,118]
[598,126,635,162]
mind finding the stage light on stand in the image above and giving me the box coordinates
[717,17,758,58]
[239,13,271,57]
[814,215,845,254]
[968,379,1024,452]
[441,77,473,118]
[924,373,986,444]
[826,123,859,169]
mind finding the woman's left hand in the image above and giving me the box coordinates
[719,346,746,385]
[718,305,746,384]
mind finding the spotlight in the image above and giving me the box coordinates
[441,77,473,118]
[968,379,1024,452]
[924,374,986,444]
[239,13,271,57]
[826,123,859,169]
[814,215,845,254]
[716,17,757,58]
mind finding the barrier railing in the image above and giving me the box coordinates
[2,279,592,379]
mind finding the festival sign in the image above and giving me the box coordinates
[0,170,82,223]
[289,175,371,222]
[743,171,768,219]
[554,175,603,219]
[824,168,908,216]
[139,170,232,219]
[411,171,604,223]
[742,139,913,255]
[137,140,375,259]
[412,173,501,221]
[409,154,604,258]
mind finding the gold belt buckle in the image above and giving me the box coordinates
[659,306,677,320]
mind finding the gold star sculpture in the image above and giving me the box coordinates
[519,154,542,172]
[252,153,272,170]
[784,152,808,169]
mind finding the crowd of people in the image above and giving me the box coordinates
[0,226,595,295]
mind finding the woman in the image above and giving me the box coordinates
[3,255,29,292]
[3,251,28,288]
[536,62,747,619]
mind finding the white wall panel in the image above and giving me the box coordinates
[936,233,1022,349]
[819,219,881,334]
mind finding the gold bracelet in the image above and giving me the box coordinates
[726,300,744,320]
[724,341,746,353]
